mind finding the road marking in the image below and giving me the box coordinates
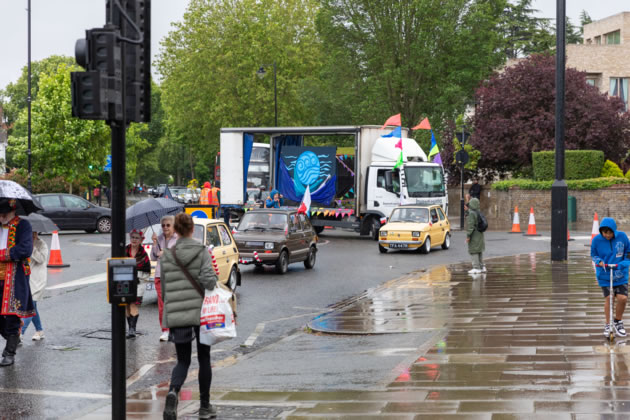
[46,273,106,290]
[75,242,111,248]
[0,388,110,399]
[126,363,156,387]
[242,322,265,347]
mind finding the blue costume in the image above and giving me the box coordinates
[591,217,630,287]
[265,189,284,208]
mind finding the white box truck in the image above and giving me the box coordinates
[220,126,447,239]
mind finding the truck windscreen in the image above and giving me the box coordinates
[404,167,445,197]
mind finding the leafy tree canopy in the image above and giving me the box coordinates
[470,54,630,176]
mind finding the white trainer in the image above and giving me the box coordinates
[160,331,169,342]
[32,331,45,341]
[481,266,487,273]
[468,268,482,274]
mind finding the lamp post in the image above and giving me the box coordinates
[256,62,277,126]
[455,127,470,230]
[27,0,32,191]
[551,0,568,261]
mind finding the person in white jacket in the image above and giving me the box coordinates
[21,232,48,341]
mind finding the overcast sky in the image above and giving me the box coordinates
[1,1,629,91]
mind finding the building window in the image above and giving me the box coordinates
[586,79,596,86]
[610,78,629,110]
[595,36,601,45]
[606,30,621,45]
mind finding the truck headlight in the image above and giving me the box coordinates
[412,231,421,237]
[264,242,274,250]
[380,231,387,237]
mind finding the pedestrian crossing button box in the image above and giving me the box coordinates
[107,258,138,304]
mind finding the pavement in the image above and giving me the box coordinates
[82,248,630,419]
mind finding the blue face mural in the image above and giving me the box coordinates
[280,146,337,197]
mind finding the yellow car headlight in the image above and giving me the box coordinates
[380,231,387,237]
[412,231,421,237]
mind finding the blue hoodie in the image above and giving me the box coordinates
[591,217,630,287]
[265,189,284,208]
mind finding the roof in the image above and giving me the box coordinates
[394,204,441,209]
[192,218,227,226]
[221,126,385,135]
[245,207,298,213]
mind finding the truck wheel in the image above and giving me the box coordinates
[421,236,431,254]
[275,250,289,274]
[441,233,451,250]
[304,246,316,269]
[368,218,380,241]
[314,226,324,235]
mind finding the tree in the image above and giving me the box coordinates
[500,0,553,58]
[579,10,592,37]
[0,55,75,132]
[156,0,322,183]
[470,54,630,176]
[7,63,109,192]
[316,0,507,130]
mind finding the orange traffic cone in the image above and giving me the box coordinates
[509,206,521,233]
[523,207,541,236]
[585,212,599,247]
[47,231,70,268]
[567,229,574,241]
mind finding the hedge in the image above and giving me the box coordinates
[491,177,630,191]
[601,159,624,177]
[532,150,604,181]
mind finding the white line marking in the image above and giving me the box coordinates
[242,322,265,347]
[46,273,106,290]
[0,388,110,399]
[126,363,156,387]
[75,242,111,248]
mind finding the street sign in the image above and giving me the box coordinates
[104,155,112,172]
[455,150,469,165]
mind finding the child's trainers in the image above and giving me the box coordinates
[604,324,612,337]
[32,331,45,341]
[615,320,627,337]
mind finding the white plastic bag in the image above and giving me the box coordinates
[199,285,236,346]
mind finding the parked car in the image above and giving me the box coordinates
[184,188,201,204]
[34,193,112,233]
[170,186,187,203]
[233,208,317,274]
[142,218,241,290]
[378,204,450,254]
[154,184,167,197]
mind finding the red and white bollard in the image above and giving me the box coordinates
[208,246,220,276]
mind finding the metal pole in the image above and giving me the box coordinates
[27,0,32,191]
[459,125,466,230]
[109,5,126,415]
[273,62,277,127]
[551,0,568,261]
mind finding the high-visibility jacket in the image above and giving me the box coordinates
[208,187,220,206]
[200,187,211,205]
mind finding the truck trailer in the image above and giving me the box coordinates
[220,126,447,239]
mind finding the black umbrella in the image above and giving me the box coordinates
[0,180,42,215]
[125,197,184,233]
[21,213,58,233]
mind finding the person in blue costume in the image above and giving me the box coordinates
[0,198,34,367]
[265,189,284,208]
[591,217,630,338]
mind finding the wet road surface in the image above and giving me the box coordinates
[104,251,630,418]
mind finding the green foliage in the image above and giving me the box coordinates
[626,169,630,181]
[7,63,109,191]
[492,177,629,191]
[532,150,604,180]
[601,160,624,177]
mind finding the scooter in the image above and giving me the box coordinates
[605,263,618,342]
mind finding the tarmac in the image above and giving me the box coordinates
[83,249,630,419]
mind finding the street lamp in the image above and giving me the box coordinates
[256,62,277,126]
[27,0,32,191]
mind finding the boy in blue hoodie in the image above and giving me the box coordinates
[591,217,630,338]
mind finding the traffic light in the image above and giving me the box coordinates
[71,28,122,121]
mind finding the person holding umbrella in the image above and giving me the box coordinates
[0,198,35,366]
[125,229,151,339]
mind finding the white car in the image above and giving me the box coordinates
[184,188,201,204]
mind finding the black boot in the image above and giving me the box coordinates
[0,335,19,367]
[199,400,217,419]
[126,316,137,339]
[163,389,178,420]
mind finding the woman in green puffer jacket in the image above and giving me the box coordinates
[161,212,218,420]
[466,197,486,274]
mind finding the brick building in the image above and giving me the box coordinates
[567,12,630,110]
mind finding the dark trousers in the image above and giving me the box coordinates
[169,326,212,404]
[0,314,21,339]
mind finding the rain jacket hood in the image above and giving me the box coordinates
[468,198,480,211]
[466,198,484,254]
[591,217,630,287]
[266,190,283,208]
[203,181,211,188]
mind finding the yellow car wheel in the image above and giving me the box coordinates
[379,244,387,253]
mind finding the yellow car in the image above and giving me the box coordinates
[378,205,450,254]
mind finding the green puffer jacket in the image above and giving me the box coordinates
[160,237,217,328]
[466,198,485,254]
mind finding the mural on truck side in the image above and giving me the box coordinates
[278,146,337,206]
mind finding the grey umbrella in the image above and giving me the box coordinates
[0,180,42,215]
[21,213,58,233]
[125,197,184,233]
